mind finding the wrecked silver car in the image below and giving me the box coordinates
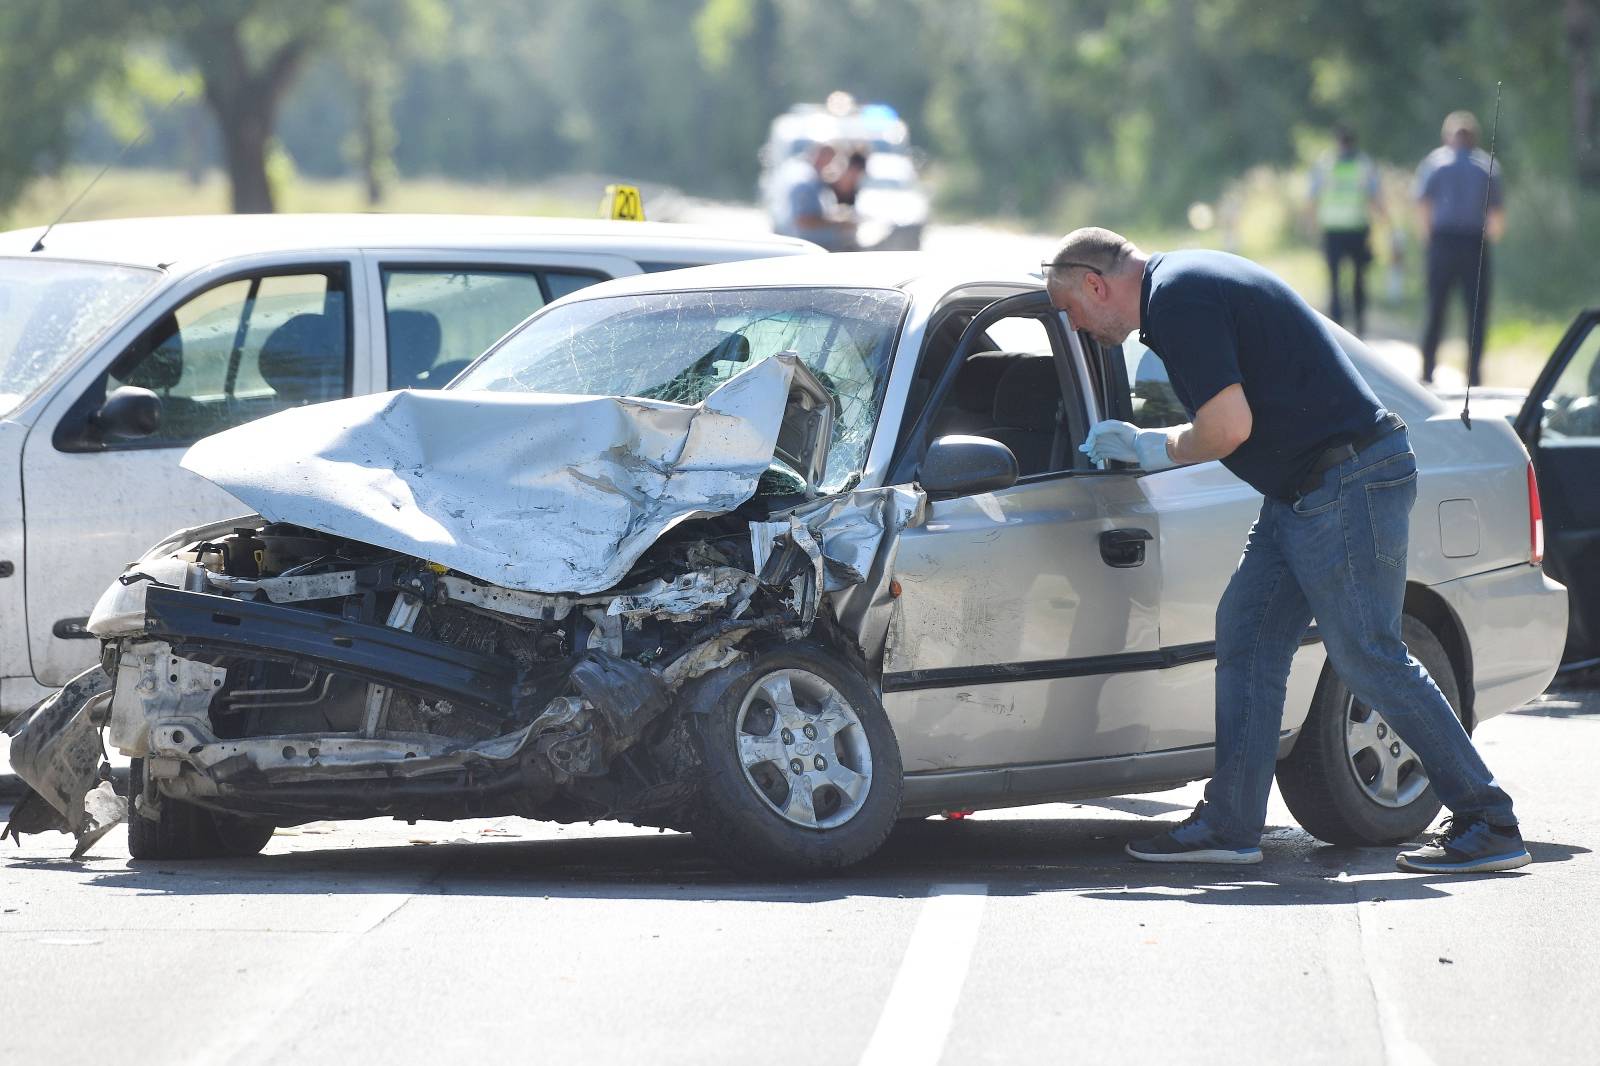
[5,255,1566,872]
[7,286,925,872]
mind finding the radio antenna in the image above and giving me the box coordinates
[31,90,187,253]
[1461,81,1503,430]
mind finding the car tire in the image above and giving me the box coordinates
[1277,616,1463,845]
[686,642,902,875]
[127,757,274,859]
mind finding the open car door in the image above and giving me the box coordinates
[1514,309,1600,665]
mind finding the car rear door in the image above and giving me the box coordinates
[881,291,1167,803]
[1514,309,1600,662]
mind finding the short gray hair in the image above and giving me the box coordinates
[1045,227,1139,284]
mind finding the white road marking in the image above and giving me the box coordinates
[859,883,989,1066]
[190,889,424,1066]
[1357,897,1436,1066]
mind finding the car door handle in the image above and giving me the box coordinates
[1099,528,1153,567]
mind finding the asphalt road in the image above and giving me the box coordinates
[2,679,1595,1066]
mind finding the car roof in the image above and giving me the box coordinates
[556,251,1045,301]
[0,214,821,270]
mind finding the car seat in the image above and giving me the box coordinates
[980,356,1062,476]
[110,314,199,439]
[386,309,445,389]
[928,351,1027,439]
[119,314,184,393]
[259,313,345,406]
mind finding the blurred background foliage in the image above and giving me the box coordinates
[2,0,1596,328]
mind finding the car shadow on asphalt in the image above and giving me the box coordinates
[2,811,1585,907]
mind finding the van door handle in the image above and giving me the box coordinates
[1099,528,1153,567]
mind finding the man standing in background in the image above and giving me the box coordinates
[1415,111,1505,387]
[1309,124,1385,336]
[768,142,857,251]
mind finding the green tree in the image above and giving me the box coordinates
[0,2,138,218]
[136,0,354,212]
[335,0,446,205]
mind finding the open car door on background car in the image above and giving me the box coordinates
[1515,309,1600,665]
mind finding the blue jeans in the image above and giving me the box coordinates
[1200,428,1516,846]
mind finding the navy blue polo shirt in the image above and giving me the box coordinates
[1139,250,1385,499]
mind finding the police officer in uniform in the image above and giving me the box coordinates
[1044,226,1530,874]
[1310,125,1385,336]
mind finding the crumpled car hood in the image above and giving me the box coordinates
[182,356,813,595]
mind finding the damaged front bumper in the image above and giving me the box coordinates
[4,485,925,854]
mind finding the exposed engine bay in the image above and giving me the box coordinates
[108,508,825,817]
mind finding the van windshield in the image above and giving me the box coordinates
[0,258,161,418]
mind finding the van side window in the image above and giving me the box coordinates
[96,268,351,448]
[381,268,603,390]
[924,315,1076,477]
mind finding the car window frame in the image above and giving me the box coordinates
[889,289,1093,489]
[53,261,355,453]
[1515,308,1600,446]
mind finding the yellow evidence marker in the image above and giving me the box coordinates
[601,184,645,221]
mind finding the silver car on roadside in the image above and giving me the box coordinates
[4,253,1565,873]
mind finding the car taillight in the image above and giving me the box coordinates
[1527,461,1544,565]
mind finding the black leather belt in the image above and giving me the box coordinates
[1295,412,1406,497]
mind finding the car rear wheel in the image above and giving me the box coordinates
[686,643,902,874]
[1277,616,1463,845]
[127,757,275,860]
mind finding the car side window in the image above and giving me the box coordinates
[545,271,604,302]
[1116,333,1189,429]
[382,268,605,390]
[924,314,1076,477]
[1540,323,1600,440]
[383,269,542,389]
[100,269,350,447]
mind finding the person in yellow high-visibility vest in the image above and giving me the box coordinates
[1309,125,1386,336]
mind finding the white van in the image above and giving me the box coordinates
[0,214,819,716]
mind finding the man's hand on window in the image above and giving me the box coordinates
[1080,419,1176,470]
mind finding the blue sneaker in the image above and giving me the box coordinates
[1125,804,1263,865]
[1395,816,1531,874]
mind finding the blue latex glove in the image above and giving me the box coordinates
[1080,419,1177,470]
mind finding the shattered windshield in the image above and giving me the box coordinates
[0,258,160,419]
[453,286,906,492]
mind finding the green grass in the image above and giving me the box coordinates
[7,166,596,229]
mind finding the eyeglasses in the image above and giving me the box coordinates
[1041,259,1105,278]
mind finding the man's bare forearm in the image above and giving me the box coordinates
[1162,383,1253,464]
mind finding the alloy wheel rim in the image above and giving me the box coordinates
[734,669,872,829]
[1344,697,1428,809]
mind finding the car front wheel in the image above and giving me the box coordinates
[1277,616,1465,845]
[128,757,275,860]
[686,643,902,874]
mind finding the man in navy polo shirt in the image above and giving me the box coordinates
[1043,226,1528,874]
